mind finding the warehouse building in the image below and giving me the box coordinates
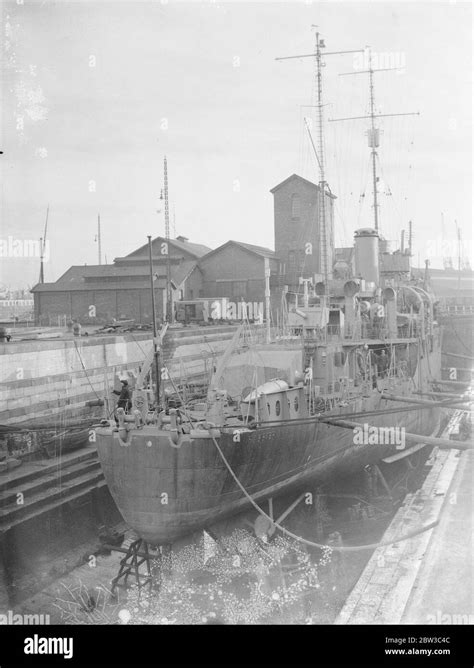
[31,173,336,324]
[31,236,209,325]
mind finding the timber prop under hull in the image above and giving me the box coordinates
[95,384,440,545]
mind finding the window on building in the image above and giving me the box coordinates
[291,193,301,219]
[275,400,281,416]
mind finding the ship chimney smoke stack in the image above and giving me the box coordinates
[354,228,379,285]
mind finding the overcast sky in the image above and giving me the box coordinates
[1,0,472,289]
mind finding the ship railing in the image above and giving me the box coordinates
[240,324,299,347]
[300,328,327,344]
[343,323,362,340]
[446,304,474,315]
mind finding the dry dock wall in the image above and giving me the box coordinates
[0,334,153,427]
[0,326,238,428]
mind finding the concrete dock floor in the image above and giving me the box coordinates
[401,448,473,624]
[336,447,473,624]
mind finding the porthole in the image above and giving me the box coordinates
[275,400,281,416]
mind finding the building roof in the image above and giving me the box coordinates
[56,265,149,282]
[125,236,211,260]
[31,259,199,293]
[31,281,150,292]
[230,241,276,258]
[270,173,337,199]
[199,239,276,262]
[410,267,474,296]
[411,267,474,278]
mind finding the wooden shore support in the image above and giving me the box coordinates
[414,390,471,399]
[435,376,472,385]
[322,418,473,451]
[381,393,472,411]
[442,351,474,362]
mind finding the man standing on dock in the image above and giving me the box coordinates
[113,380,132,413]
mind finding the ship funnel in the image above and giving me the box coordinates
[354,228,379,285]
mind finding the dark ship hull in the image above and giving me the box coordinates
[96,351,441,544]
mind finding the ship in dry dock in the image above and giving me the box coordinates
[95,236,444,544]
[94,36,454,546]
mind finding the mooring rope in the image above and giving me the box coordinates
[210,434,438,553]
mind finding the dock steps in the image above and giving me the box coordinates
[0,446,98,492]
[0,446,105,533]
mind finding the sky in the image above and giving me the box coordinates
[0,0,472,290]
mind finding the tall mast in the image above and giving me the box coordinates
[264,256,271,343]
[456,221,461,291]
[163,156,173,323]
[329,47,419,235]
[441,212,452,269]
[39,237,44,284]
[368,57,379,232]
[276,34,363,288]
[315,32,328,284]
[97,213,102,265]
[147,235,161,408]
[39,204,49,284]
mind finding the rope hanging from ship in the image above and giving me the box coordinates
[73,340,119,421]
[209,434,439,553]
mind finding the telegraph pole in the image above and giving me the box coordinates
[276,33,363,287]
[148,235,161,407]
[163,156,173,323]
[328,48,419,234]
[39,205,49,284]
[456,221,461,291]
